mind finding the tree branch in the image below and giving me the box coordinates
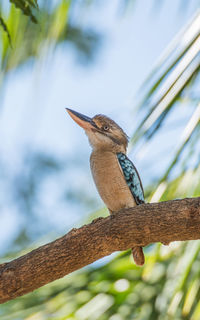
[0,197,200,304]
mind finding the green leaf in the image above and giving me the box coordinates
[0,16,12,45]
[9,0,38,23]
[26,0,39,9]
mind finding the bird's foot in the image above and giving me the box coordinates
[162,241,170,246]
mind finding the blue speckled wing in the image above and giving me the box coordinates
[117,152,145,205]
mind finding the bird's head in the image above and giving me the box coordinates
[66,108,128,152]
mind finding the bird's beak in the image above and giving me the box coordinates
[66,108,95,130]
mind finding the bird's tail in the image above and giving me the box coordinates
[132,246,145,266]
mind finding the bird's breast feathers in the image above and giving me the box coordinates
[90,151,144,212]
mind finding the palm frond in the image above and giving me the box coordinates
[130,10,200,146]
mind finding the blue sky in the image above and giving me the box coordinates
[0,0,199,253]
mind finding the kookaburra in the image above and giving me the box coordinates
[67,108,145,266]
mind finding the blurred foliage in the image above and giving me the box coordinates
[0,0,103,251]
[10,0,38,23]
[1,237,200,319]
[0,0,38,42]
[1,158,200,320]
[0,0,102,75]
[0,2,200,320]
[0,150,100,254]
[130,10,200,203]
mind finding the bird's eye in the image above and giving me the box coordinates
[103,125,109,131]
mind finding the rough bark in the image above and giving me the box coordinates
[0,197,200,304]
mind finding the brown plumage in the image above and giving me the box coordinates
[90,151,135,212]
[66,109,145,266]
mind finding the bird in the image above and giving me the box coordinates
[66,108,145,266]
